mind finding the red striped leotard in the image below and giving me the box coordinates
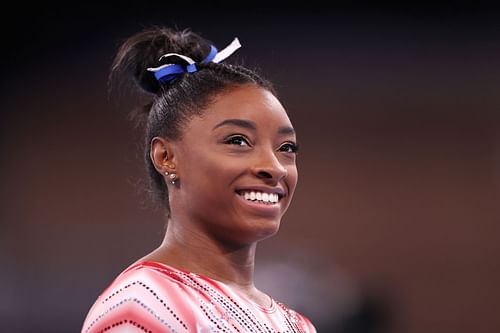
[82,261,316,333]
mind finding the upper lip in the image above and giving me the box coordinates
[235,185,286,198]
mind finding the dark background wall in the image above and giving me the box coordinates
[1,3,499,333]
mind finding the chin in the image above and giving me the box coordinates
[244,217,282,242]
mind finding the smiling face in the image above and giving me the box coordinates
[169,85,298,246]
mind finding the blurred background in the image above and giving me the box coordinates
[1,3,499,333]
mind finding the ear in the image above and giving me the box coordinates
[150,136,178,175]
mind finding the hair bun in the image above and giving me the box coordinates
[110,27,212,95]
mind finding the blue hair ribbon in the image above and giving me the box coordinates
[201,45,218,64]
[147,38,241,83]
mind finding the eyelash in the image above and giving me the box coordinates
[224,135,250,147]
[279,142,299,154]
[224,135,299,154]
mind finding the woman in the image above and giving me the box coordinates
[82,26,316,333]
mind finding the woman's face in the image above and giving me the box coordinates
[172,85,298,245]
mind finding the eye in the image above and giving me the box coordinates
[279,142,299,154]
[224,135,250,147]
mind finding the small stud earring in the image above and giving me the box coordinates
[169,173,177,185]
[165,171,169,176]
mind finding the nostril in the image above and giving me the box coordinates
[257,171,273,179]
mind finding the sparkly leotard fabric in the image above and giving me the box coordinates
[82,261,316,333]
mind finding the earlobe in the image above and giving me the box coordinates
[165,172,177,185]
[150,137,177,175]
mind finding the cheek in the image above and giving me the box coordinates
[192,155,242,180]
[286,165,299,195]
[181,154,246,219]
[181,151,241,197]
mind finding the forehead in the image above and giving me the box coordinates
[198,85,292,129]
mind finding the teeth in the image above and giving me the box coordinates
[240,191,280,204]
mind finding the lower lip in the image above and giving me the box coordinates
[235,193,281,216]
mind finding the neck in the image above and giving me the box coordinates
[148,219,258,291]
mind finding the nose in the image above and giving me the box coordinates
[252,148,288,182]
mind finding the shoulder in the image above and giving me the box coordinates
[298,313,317,333]
[81,262,196,333]
[276,302,318,333]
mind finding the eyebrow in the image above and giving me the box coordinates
[278,126,296,135]
[213,118,296,135]
[213,119,256,131]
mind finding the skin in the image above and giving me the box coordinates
[140,84,298,307]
